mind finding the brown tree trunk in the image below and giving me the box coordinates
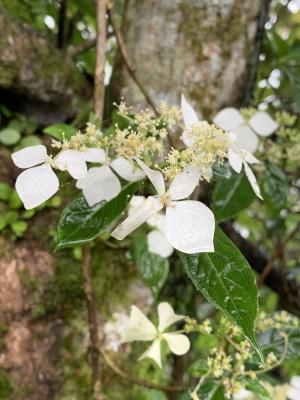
[111,0,271,116]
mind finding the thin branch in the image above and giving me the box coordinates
[82,245,102,398]
[68,37,97,58]
[57,0,68,49]
[81,1,109,399]
[257,222,300,287]
[107,7,159,116]
[99,349,187,393]
[94,0,108,119]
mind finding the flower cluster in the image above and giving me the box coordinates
[11,95,270,254]
[256,310,299,331]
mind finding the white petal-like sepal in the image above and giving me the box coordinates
[290,377,300,390]
[122,305,157,343]
[233,389,252,400]
[147,229,174,258]
[165,200,215,254]
[15,164,59,210]
[82,148,107,163]
[138,339,162,368]
[76,166,121,207]
[135,159,165,195]
[162,333,190,355]
[213,108,244,131]
[111,196,163,240]
[54,150,87,179]
[128,195,146,216]
[228,148,243,173]
[168,166,200,200]
[235,124,259,153]
[110,157,145,182]
[157,302,185,332]
[244,163,263,200]
[12,145,48,168]
[181,94,199,127]
[249,111,278,137]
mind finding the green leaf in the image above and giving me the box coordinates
[244,378,271,400]
[180,227,262,361]
[260,326,300,361]
[179,382,225,400]
[261,163,289,212]
[212,172,256,222]
[8,191,23,209]
[43,124,77,141]
[0,128,21,146]
[187,359,209,377]
[132,230,169,297]
[0,216,7,231]
[17,135,41,149]
[10,221,28,237]
[3,211,18,224]
[0,182,13,201]
[56,182,140,250]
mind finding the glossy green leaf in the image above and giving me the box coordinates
[43,124,77,141]
[132,230,169,297]
[180,227,262,360]
[0,128,21,146]
[212,171,256,222]
[244,378,271,400]
[56,182,140,250]
[261,163,289,211]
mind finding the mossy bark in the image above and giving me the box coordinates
[111,0,271,117]
[0,5,91,123]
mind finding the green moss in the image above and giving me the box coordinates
[0,368,13,400]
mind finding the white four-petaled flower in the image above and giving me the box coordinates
[11,145,88,209]
[76,149,145,206]
[122,302,190,368]
[112,160,215,254]
[213,107,278,153]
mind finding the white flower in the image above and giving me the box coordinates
[213,107,278,153]
[129,196,174,258]
[233,389,252,400]
[181,95,263,200]
[76,148,145,207]
[181,94,204,147]
[112,160,215,254]
[11,145,87,209]
[122,302,190,367]
[288,376,300,400]
[227,133,263,200]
